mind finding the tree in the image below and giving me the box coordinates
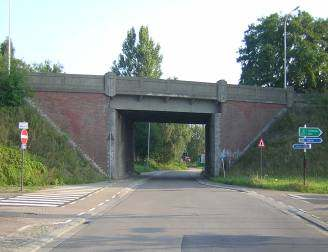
[237,11,328,91]
[112,26,193,163]
[31,60,63,73]
[0,54,28,106]
[186,125,205,162]
[112,26,162,78]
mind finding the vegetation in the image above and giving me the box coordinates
[215,94,328,193]
[112,26,205,165]
[237,11,328,91]
[134,159,188,174]
[211,176,328,194]
[0,38,104,187]
[30,60,63,73]
[0,104,105,186]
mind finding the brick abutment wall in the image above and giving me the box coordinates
[28,72,292,178]
[34,92,109,171]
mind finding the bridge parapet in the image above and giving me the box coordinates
[27,72,293,105]
[28,72,104,93]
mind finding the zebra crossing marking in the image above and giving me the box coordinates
[0,186,102,207]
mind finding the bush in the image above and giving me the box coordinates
[0,56,29,106]
[0,145,49,186]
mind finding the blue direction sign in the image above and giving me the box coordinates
[299,137,323,144]
[292,143,312,150]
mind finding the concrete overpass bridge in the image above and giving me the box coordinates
[27,72,294,179]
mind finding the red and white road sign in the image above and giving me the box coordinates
[21,129,28,145]
[258,138,265,148]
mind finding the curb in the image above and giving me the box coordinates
[21,218,86,252]
[197,179,328,233]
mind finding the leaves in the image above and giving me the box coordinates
[237,11,328,91]
[111,26,162,78]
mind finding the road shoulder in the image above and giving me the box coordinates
[197,178,328,233]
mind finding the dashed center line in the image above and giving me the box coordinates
[88,207,96,212]
[97,202,104,206]
[77,212,85,216]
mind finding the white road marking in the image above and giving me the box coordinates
[77,212,85,216]
[18,225,32,232]
[112,195,116,199]
[88,208,96,212]
[97,202,104,206]
[53,219,72,225]
[0,186,103,207]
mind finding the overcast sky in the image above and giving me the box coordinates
[0,0,327,83]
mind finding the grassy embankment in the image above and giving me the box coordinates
[212,93,328,194]
[0,103,106,190]
[134,159,188,174]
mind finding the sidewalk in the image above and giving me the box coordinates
[0,178,145,252]
[197,179,328,232]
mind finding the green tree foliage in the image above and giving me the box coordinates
[112,26,162,78]
[112,26,195,163]
[30,60,63,73]
[186,125,205,162]
[237,11,328,91]
[0,38,64,107]
[0,54,28,107]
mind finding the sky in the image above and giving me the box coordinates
[0,0,327,84]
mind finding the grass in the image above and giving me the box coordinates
[0,102,106,187]
[211,92,328,194]
[0,185,52,194]
[211,176,328,194]
[134,159,188,174]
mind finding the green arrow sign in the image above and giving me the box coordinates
[299,127,323,137]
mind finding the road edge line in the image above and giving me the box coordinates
[196,178,328,233]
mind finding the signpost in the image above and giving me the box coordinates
[292,125,323,186]
[19,122,29,192]
[257,138,265,178]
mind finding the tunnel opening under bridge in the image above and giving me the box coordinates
[108,110,222,179]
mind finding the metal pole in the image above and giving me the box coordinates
[283,6,299,89]
[8,0,11,73]
[109,133,112,180]
[147,122,150,167]
[303,150,306,186]
[20,148,24,192]
[260,148,263,179]
[284,17,287,89]
[303,124,307,186]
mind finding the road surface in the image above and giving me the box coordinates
[49,170,328,251]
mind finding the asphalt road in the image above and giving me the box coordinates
[50,170,328,251]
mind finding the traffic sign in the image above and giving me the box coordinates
[258,138,265,148]
[18,122,28,130]
[20,129,28,145]
[298,137,323,144]
[292,143,311,150]
[299,127,323,137]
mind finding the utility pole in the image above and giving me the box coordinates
[284,6,299,89]
[8,0,11,73]
[147,122,150,168]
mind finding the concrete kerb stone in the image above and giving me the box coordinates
[196,179,328,233]
[0,218,85,252]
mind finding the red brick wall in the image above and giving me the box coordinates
[34,92,108,170]
[221,101,285,153]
